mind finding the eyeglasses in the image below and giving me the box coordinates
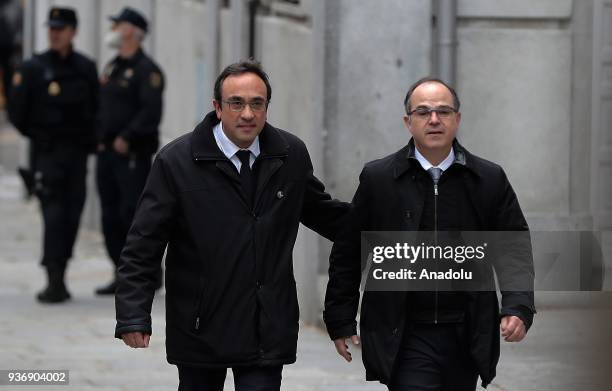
[222,99,268,112]
[407,106,457,120]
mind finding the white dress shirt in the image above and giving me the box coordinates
[213,122,260,171]
[414,147,455,172]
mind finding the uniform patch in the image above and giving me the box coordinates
[12,72,22,86]
[48,81,61,96]
[150,72,162,88]
[124,68,134,78]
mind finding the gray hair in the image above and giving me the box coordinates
[133,26,146,42]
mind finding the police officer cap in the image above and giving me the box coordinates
[47,7,78,28]
[109,7,148,33]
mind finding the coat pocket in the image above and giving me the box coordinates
[361,329,398,384]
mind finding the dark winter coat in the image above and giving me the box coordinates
[115,111,349,368]
[324,139,535,387]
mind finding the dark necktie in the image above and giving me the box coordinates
[236,150,254,207]
[427,167,443,185]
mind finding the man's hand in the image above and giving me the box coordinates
[500,315,526,342]
[333,335,360,362]
[113,136,129,155]
[121,331,150,348]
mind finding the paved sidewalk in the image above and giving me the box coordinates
[0,165,611,391]
[0,168,382,391]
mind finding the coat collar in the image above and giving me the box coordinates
[191,111,289,161]
[392,138,480,179]
[113,48,145,66]
[44,47,75,63]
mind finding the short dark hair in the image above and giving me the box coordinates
[403,77,460,114]
[214,59,272,104]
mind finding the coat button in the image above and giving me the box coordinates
[256,281,262,289]
[392,328,399,335]
[276,190,284,199]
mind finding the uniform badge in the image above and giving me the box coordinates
[124,68,134,78]
[150,72,162,88]
[48,81,61,96]
[12,72,22,86]
[52,9,60,18]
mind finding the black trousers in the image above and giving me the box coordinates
[177,365,283,391]
[96,150,151,267]
[35,143,88,273]
[388,323,478,391]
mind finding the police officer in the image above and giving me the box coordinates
[7,7,98,303]
[95,7,164,295]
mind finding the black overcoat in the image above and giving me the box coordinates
[115,111,349,368]
[324,139,535,387]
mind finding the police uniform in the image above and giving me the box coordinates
[95,7,164,294]
[7,7,98,303]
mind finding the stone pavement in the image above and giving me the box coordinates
[1,156,611,390]
[0,165,382,391]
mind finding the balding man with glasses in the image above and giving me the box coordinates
[324,77,535,391]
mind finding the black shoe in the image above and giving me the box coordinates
[95,279,118,295]
[36,285,71,303]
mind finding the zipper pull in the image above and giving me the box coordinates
[195,317,200,330]
[434,293,438,324]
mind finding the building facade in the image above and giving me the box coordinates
[15,0,612,323]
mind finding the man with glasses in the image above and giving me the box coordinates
[324,77,535,390]
[114,59,348,390]
[8,7,98,303]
